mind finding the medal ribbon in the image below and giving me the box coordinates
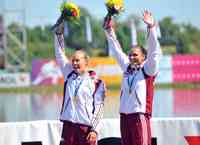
[127,67,140,94]
[127,75,135,94]
[73,78,84,105]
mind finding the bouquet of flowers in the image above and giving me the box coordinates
[105,0,124,16]
[51,2,80,32]
[60,2,80,21]
[103,0,124,29]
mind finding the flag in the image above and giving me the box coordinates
[85,16,92,43]
[130,19,137,47]
[156,23,162,38]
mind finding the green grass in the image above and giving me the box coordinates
[155,83,200,89]
[0,85,63,94]
[1,83,200,94]
[162,45,177,55]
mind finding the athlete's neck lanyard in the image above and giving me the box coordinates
[127,68,140,95]
[74,77,84,98]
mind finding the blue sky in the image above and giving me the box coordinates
[0,0,199,28]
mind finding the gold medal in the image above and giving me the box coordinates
[72,96,78,106]
[73,78,84,107]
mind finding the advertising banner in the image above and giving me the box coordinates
[0,73,30,88]
[156,55,173,84]
[172,55,200,82]
[31,55,200,86]
[31,59,63,85]
[31,58,123,85]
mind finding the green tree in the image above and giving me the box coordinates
[159,17,180,45]
[181,24,200,54]
[7,8,200,72]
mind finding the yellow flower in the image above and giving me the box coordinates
[105,0,123,8]
[105,0,124,15]
[60,2,80,20]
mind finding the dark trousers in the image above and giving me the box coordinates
[120,113,151,145]
[60,120,96,145]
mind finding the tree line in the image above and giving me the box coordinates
[7,7,200,69]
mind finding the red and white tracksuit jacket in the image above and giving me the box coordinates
[54,34,106,132]
[105,27,162,115]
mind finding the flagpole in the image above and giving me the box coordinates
[85,16,92,43]
[130,19,137,47]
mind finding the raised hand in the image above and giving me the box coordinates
[142,10,155,28]
[86,131,97,144]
